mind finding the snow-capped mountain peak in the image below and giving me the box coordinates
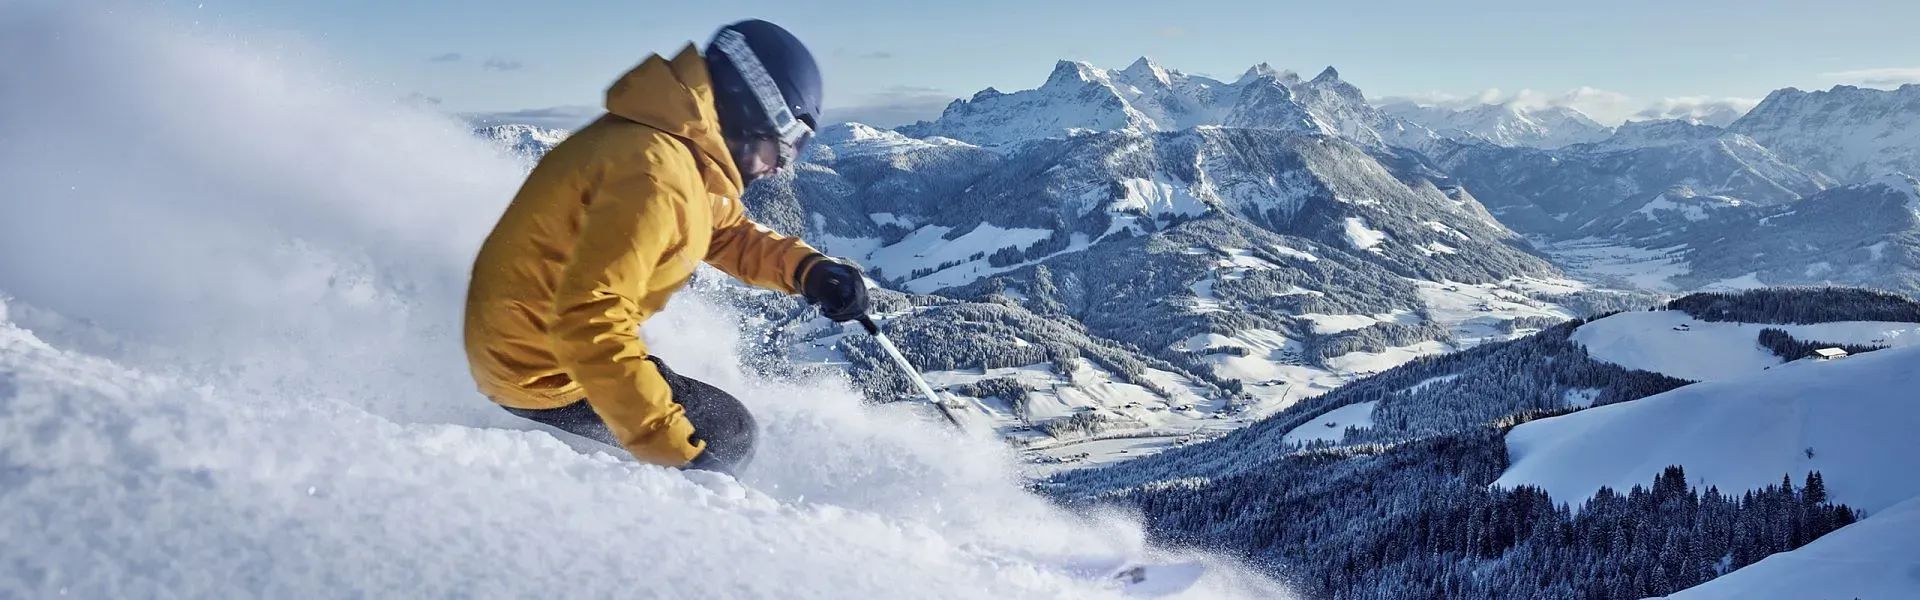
[1585,117,1721,151]
[896,58,1439,151]
[1236,62,1293,84]
[1379,99,1612,149]
[1118,56,1174,88]
[1730,84,1920,183]
[1043,59,1107,87]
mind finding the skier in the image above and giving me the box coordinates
[463,20,869,474]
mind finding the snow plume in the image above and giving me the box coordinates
[0,5,1284,598]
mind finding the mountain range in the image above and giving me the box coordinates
[461,52,1920,600]
[471,57,1919,461]
[1379,100,1612,149]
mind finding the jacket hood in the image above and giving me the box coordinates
[604,44,744,193]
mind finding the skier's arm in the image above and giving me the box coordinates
[549,172,703,467]
[704,195,820,294]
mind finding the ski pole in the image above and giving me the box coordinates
[857,315,964,428]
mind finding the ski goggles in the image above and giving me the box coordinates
[712,29,814,168]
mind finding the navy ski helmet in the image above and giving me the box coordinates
[705,19,822,170]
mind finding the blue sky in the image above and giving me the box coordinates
[162,0,1920,127]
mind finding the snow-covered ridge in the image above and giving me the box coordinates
[1865,172,1920,212]
[1379,100,1611,149]
[472,122,570,161]
[1581,117,1723,151]
[895,56,1437,151]
[1730,84,1920,183]
[1570,310,1920,382]
[1502,311,1920,598]
[1499,344,1920,598]
[812,122,975,158]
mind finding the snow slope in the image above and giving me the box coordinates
[1570,310,1920,381]
[0,7,1286,598]
[1502,309,1920,598]
[1664,495,1920,600]
[1279,400,1378,446]
[1497,343,1920,514]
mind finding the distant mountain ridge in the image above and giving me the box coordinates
[471,123,569,163]
[1379,100,1612,149]
[1730,84,1920,183]
[895,57,1443,152]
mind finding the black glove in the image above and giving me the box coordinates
[684,443,727,473]
[800,254,870,322]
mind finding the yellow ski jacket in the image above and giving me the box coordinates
[464,45,818,467]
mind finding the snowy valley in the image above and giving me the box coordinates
[1050,288,1920,599]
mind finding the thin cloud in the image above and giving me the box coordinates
[1380,87,1764,127]
[1819,67,1920,88]
[464,105,600,130]
[1155,26,1188,39]
[428,52,462,63]
[1634,96,1759,127]
[825,85,957,128]
[833,48,895,60]
[1380,87,1636,124]
[482,57,524,72]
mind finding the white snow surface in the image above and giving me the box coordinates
[1300,311,1413,335]
[1511,310,1920,598]
[1280,401,1379,446]
[1632,192,1727,222]
[0,8,1288,598]
[1497,343,1920,515]
[1341,217,1388,252]
[1570,310,1920,382]
[859,224,1058,293]
[1115,176,1211,217]
[813,122,974,158]
[1538,238,1691,292]
[1267,244,1320,262]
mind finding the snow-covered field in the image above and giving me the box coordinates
[914,360,1240,475]
[861,223,1058,293]
[0,7,1288,598]
[1415,277,1581,342]
[1539,238,1692,291]
[933,276,1587,473]
[1500,332,1920,598]
[1571,310,1920,381]
[1498,343,1920,513]
[1280,400,1378,446]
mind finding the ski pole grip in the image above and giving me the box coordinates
[856,315,881,336]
